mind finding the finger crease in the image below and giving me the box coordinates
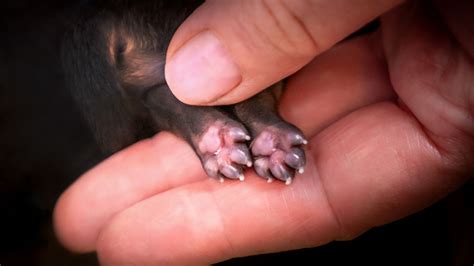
[312,153,347,240]
[278,0,321,54]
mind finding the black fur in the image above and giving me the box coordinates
[62,0,303,180]
[62,0,203,153]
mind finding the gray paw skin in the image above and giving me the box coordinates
[195,121,306,184]
[251,124,307,185]
[197,122,252,181]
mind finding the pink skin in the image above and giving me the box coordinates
[251,126,307,184]
[197,122,251,180]
[198,121,307,183]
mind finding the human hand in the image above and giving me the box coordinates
[165,0,404,105]
[54,0,474,264]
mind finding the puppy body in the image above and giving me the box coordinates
[62,0,306,183]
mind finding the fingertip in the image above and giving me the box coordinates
[53,187,96,253]
[52,133,206,254]
[165,31,242,105]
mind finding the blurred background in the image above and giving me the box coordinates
[1,1,472,265]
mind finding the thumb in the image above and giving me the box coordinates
[165,0,403,105]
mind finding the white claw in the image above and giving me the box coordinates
[245,135,251,141]
[302,139,308,145]
[298,167,305,174]
[219,177,225,183]
[285,178,293,185]
[239,174,245,181]
[267,178,274,183]
[246,161,253,167]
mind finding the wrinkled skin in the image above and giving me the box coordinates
[54,0,473,265]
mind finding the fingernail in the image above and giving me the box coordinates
[166,31,241,104]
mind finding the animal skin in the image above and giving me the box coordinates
[62,0,307,184]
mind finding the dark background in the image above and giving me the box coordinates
[1,1,472,265]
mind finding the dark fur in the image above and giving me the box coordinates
[62,0,203,152]
[62,0,300,179]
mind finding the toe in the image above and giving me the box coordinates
[285,128,307,146]
[226,126,251,143]
[284,147,306,170]
[203,156,219,178]
[219,163,244,180]
[229,144,252,167]
[269,163,294,182]
[254,158,273,180]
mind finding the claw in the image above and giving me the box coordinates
[284,148,305,170]
[229,146,252,166]
[298,167,305,174]
[287,133,308,146]
[254,158,272,179]
[219,164,242,179]
[270,163,294,182]
[228,127,251,142]
[204,157,218,177]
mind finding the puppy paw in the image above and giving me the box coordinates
[251,123,306,184]
[196,121,252,181]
